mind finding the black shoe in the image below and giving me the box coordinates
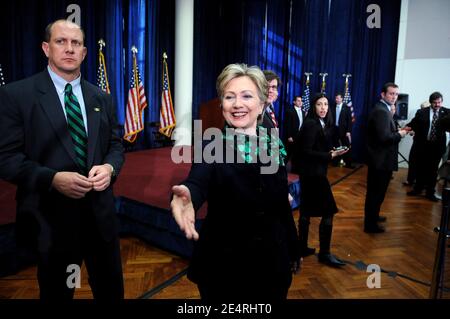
[426,194,440,202]
[318,253,346,267]
[407,190,422,196]
[300,247,316,257]
[377,216,387,222]
[364,225,385,233]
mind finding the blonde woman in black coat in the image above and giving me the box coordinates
[293,93,348,267]
[171,64,299,301]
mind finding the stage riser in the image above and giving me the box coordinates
[116,196,200,259]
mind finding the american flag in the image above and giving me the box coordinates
[159,55,176,137]
[0,64,5,86]
[96,49,110,93]
[302,83,311,113]
[124,49,147,143]
[344,83,355,122]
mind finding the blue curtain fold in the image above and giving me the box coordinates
[105,0,125,126]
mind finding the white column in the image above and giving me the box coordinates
[173,0,194,146]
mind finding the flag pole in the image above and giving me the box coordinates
[319,72,328,94]
[98,39,110,93]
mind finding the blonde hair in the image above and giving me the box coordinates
[216,63,268,104]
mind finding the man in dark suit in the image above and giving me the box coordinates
[330,93,353,168]
[0,20,124,299]
[262,70,281,130]
[284,95,305,161]
[406,92,449,201]
[364,83,408,233]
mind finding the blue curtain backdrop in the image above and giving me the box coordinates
[0,0,400,160]
[192,0,401,162]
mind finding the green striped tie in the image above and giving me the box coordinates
[64,83,88,173]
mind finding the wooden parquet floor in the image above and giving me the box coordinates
[1,165,449,299]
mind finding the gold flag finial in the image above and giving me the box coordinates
[98,39,105,51]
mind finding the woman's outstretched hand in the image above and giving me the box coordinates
[171,185,199,241]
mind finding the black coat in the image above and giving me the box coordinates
[407,106,450,155]
[292,117,337,217]
[366,101,402,171]
[262,104,278,130]
[0,70,124,252]
[330,103,352,147]
[182,136,298,295]
[284,106,305,142]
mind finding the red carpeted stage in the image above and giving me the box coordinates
[0,146,300,225]
[0,147,300,275]
[114,146,208,217]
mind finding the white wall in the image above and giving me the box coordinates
[395,0,450,167]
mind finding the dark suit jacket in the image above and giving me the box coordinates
[292,117,332,177]
[330,103,352,139]
[407,106,450,155]
[183,139,298,288]
[283,106,305,143]
[366,101,401,171]
[0,70,124,252]
[292,117,337,216]
[262,104,278,130]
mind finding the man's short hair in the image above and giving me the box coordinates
[429,91,443,103]
[263,70,282,87]
[44,19,85,43]
[293,95,302,101]
[335,92,343,98]
[382,82,399,94]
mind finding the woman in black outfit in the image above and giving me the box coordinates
[293,93,348,267]
[171,63,300,301]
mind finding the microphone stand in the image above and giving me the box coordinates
[429,178,450,298]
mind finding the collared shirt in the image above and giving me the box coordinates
[319,119,325,128]
[265,104,274,115]
[294,106,303,129]
[335,103,342,127]
[47,66,88,135]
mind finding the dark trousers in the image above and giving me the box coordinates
[407,142,418,184]
[299,214,334,255]
[37,207,124,300]
[364,166,392,228]
[414,143,443,196]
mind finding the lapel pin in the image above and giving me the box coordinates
[94,107,101,112]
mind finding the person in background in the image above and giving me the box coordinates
[406,92,449,201]
[262,70,281,130]
[292,93,348,267]
[330,92,353,168]
[364,83,408,233]
[284,95,305,162]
